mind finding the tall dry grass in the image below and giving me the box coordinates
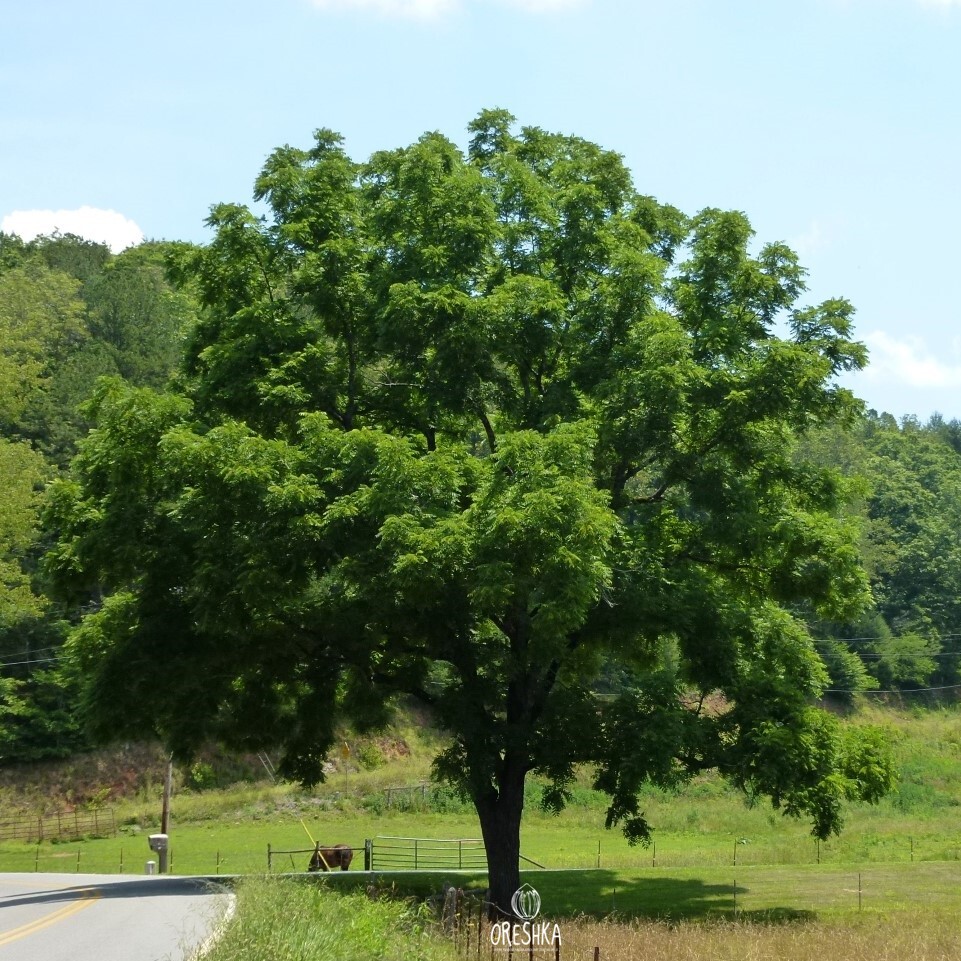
[555,913,961,961]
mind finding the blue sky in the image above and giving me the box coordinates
[3,0,960,419]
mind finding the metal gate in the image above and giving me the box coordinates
[369,836,488,871]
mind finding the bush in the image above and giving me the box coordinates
[187,761,216,791]
[356,743,386,770]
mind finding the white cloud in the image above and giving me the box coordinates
[862,330,961,388]
[1,206,144,254]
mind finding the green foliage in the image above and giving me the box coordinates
[84,243,194,388]
[867,631,940,689]
[356,742,387,770]
[29,232,110,283]
[0,263,86,429]
[0,666,85,762]
[187,761,217,791]
[814,637,878,701]
[801,413,961,693]
[48,112,892,905]
[205,878,456,961]
[0,438,48,625]
[0,233,203,764]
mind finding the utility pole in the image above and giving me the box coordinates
[149,757,173,874]
[161,757,172,836]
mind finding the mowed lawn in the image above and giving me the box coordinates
[3,798,958,876]
[5,810,961,922]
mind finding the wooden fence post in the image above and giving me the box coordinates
[477,903,483,961]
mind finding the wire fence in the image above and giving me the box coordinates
[547,832,961,871]
[2,830,958,876]
[4,841,961,937]
[0,844,263,876]
[0,809,117,843]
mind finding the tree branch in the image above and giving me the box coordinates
[478,408,497,454]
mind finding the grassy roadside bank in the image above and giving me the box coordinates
[203,876,961,961]
[202,877,457,961]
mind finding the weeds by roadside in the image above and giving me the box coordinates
[202,878,457,961]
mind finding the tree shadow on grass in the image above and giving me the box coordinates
[520,870,817,922]
[0,877,224,909]
[282,869,818,924]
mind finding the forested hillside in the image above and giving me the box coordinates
[0,232,199,760]
[805,414,961,696]
[1,230,960,763]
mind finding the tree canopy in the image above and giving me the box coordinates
[0,232,199,762]
[47,110,894,913]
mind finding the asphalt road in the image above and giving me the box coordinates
[0,873,233,961]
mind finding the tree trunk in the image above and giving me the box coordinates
[476,764,526,920]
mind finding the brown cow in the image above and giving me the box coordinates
[307,842,353,872]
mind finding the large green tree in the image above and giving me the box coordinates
[48,111,893,914]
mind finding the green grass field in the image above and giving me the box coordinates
[244,860,961,920]
[4,702,961,960]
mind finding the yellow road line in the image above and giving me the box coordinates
[0,887,101,947]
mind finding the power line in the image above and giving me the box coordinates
[837,652,958,659]
[813,632,961,646]
[0,655,62,670]
[825,683,961,694]
[0,646,59,661]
